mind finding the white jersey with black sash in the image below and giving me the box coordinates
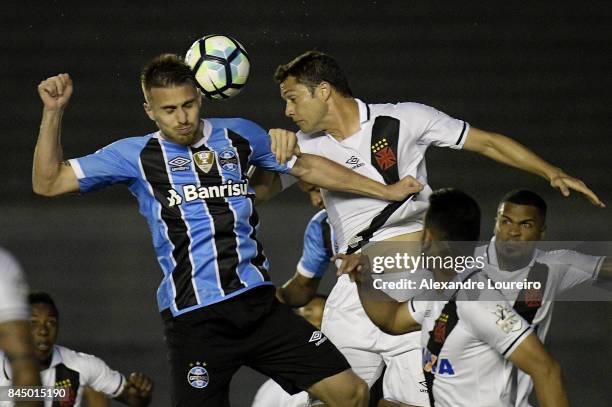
[295,99,469,253]
[409,270,533,407]
[476,239,604,406]
[0,345,125,407]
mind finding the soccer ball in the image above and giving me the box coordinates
[185,34,251,100]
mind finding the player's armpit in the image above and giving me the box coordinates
[508,333,569,407]
[32,160,80,197]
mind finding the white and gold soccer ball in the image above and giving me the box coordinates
[185,34,250,100]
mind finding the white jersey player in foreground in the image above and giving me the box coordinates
[0,291,153,407]
[336,188,570,407]
[478,189,611,406]
[269,50,602,406]
[0,248,41,407]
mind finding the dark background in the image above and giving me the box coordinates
[1,1,610,405]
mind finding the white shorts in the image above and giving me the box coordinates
[321,275,428,406]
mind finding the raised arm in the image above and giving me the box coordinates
[291,154,422,202]
[335,254,420,335]
[32,74,79,197]
[508,333,569,407]
[463,127,604,207]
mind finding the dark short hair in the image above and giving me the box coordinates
[28,291,59,317]
[425,188,481,243]
[500,189,547,219]
[274,51,353,97]
[140,53,196,93]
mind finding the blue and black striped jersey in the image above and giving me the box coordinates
[296,209,336,279]
[70,118,292,317]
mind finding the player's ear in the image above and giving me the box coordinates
[316,81,331,101]
[143,102,155,121]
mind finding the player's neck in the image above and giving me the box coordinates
[498,255,532,272]
[326,97,360,141]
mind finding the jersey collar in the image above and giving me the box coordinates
[153,119,212,148]
[356,98,371,124]
[484,237,541,272]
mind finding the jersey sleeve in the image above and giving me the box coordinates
[297,213,333,278]
[407,298,428,325]
[460,299,533,359]
[227,119,295,174]
[398,103,469,150]
[0,249,29,323]
[78,352,126,398]
[68,138,139,193]
[545,250,604,292]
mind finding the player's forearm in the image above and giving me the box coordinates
[532,360,570,407]
[32,108,66,195]
[471,131,563,181]
[291,154,392,200]
[277,274,319,307]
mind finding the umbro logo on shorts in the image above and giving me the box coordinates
[308,331,328,346]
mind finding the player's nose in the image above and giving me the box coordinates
[285,103,294,118]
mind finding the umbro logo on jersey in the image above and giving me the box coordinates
[308,331,328,346]
[166,182,249,207]
[345,156,365,170]
[168,156,191,172]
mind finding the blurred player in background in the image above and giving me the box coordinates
[0,247,41,407]
[268,50,603,407]
[478,189,611,406]
[337,189,570,407]
[0,291,153,407]
[31,54,429,406]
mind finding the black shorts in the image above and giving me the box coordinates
[163,286,350,407]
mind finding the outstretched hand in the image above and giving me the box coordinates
[550,172,605,208]
[38,73,73,111]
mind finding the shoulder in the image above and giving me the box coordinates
[96,134,154,156]
[209,117,266,137]
[369,101,440,120]
[537,249,581,264]
[56,345,108,371]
